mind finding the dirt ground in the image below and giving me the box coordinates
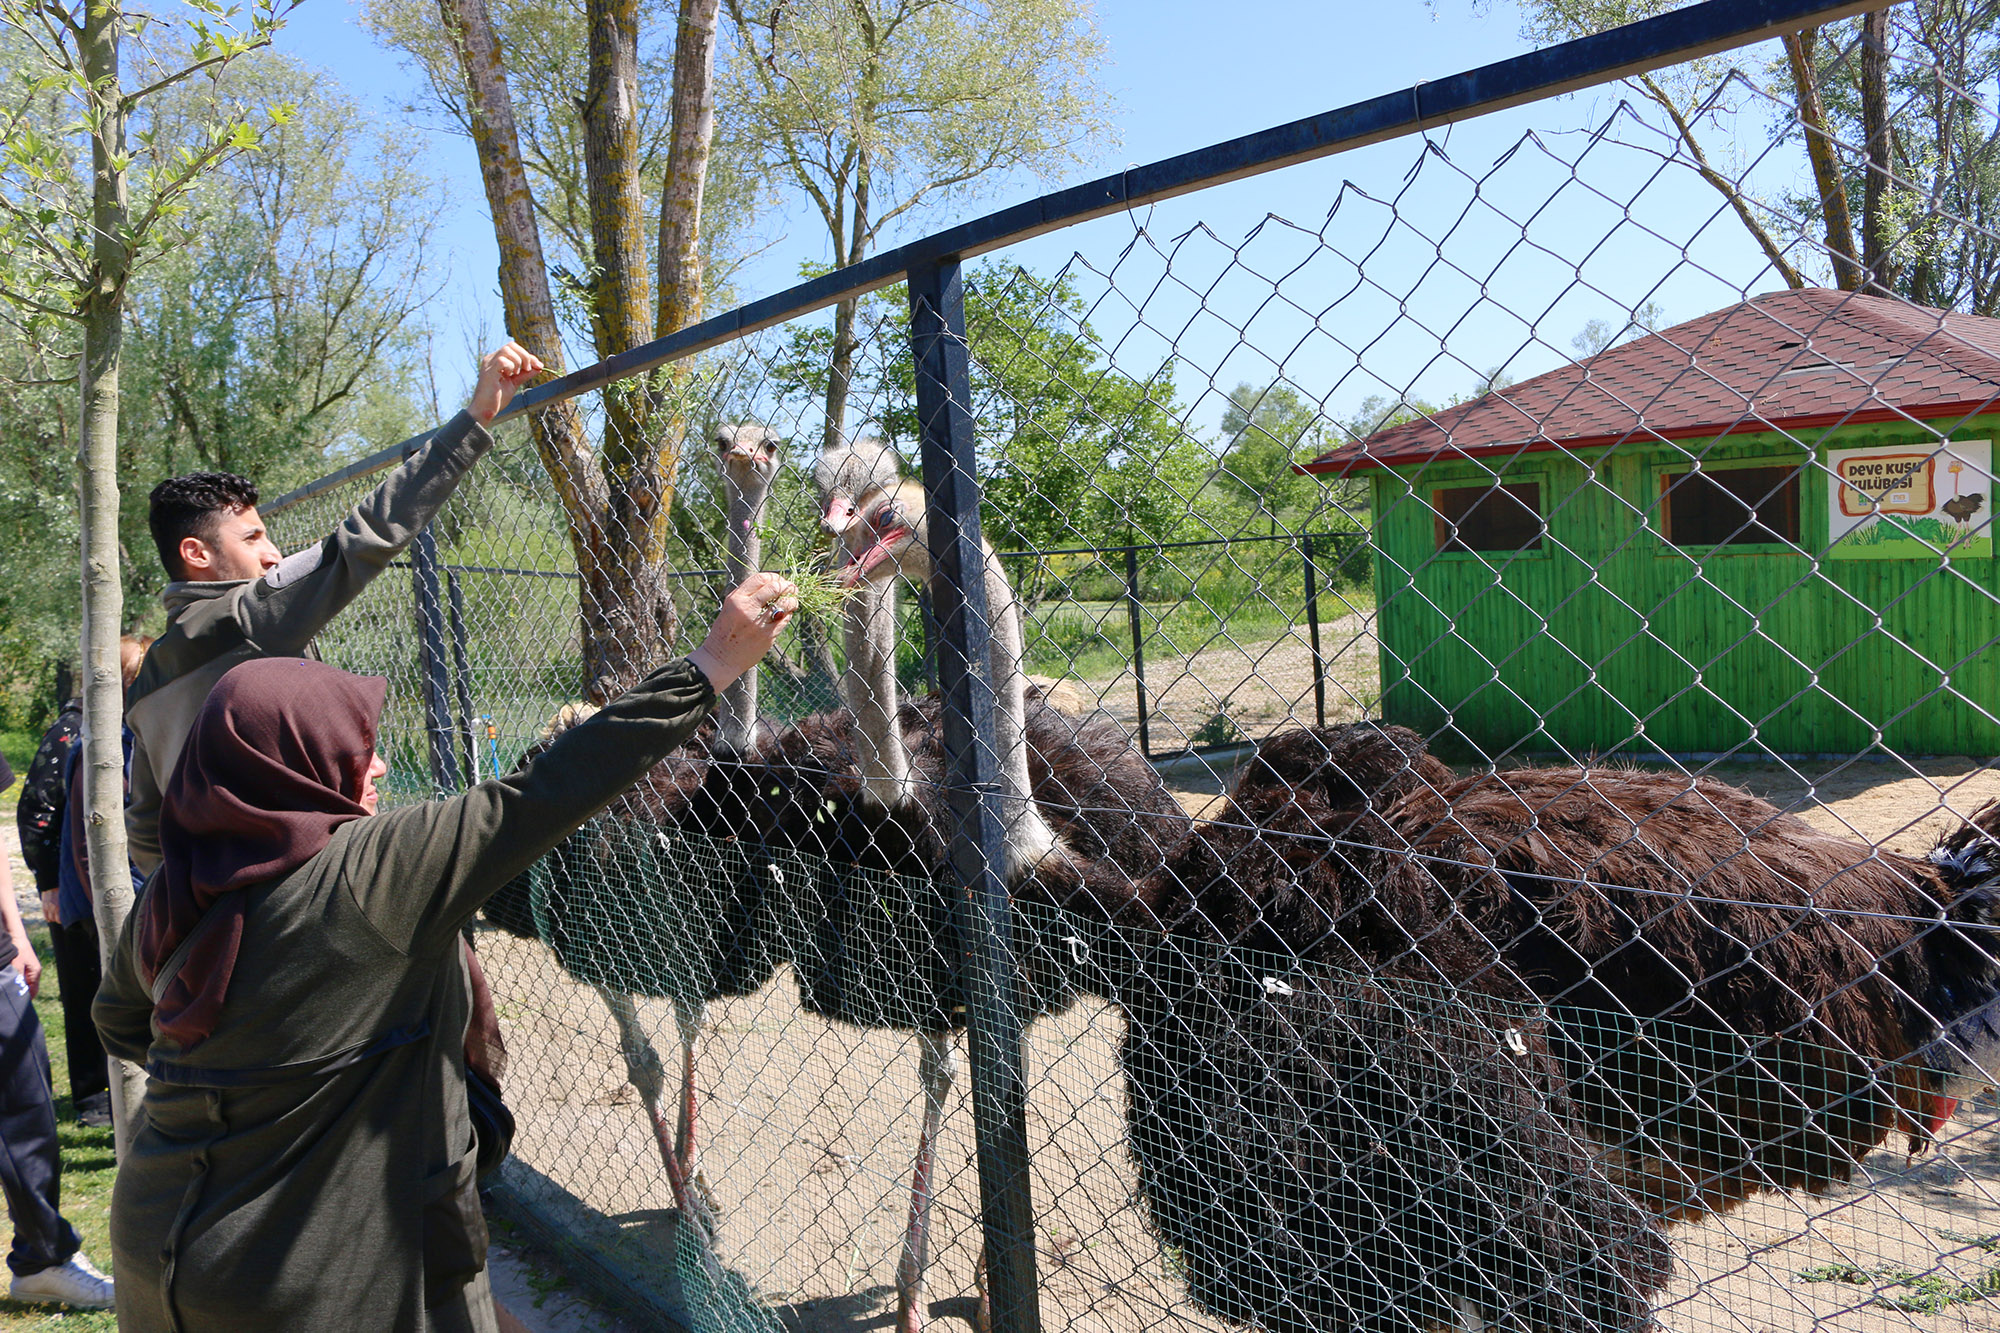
[1067,614,1381,755]
[480,745,2000,1333]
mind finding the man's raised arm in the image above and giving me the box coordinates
[227,342,545,656]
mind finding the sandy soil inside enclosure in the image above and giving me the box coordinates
[1067,613,1382,756]
[481,751,2000,1333]
[480,937,1230,1333]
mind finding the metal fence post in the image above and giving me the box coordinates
[1123,544,1152,759]
[410,524,460,795]
[907,254,1042,1333]
[1303,533,1327,728]
[446,569,479,787]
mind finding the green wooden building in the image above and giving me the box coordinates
[1300,288,2000,760]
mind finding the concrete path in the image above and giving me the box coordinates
[488,1238,632,1333]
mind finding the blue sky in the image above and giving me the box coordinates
[270,0,1799,439]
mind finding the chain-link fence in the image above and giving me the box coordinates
[264,2,2000,1328]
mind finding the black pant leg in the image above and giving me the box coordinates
[0,978,77,1277]
[46,923,105,1106]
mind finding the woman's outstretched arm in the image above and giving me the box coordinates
[342,574,799,955]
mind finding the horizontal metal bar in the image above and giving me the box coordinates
[477,0,1869,428]
[262,433,429,517]
[381,560,726,581]
[432,562,584,581]
[995,529,1367,560]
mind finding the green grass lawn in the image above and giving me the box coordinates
[1023,584,1375,680]
[0,736,34,783]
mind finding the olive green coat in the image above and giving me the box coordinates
[96,660,715,1333]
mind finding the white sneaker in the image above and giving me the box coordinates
[9,1253,114,1308]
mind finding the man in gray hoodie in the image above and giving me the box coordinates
[125,341,544,873]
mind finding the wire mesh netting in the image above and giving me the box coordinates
[260,5,2000,1330]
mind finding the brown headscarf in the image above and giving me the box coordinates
[140,657,385,1047]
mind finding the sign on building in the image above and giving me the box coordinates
[1826,439,1993,560]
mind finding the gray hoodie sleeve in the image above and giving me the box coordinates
[222,410,493,656]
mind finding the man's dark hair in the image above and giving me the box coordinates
[149,472,259,581]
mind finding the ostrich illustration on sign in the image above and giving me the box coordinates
[1827,439,1993,559]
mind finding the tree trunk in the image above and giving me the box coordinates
[822,295,859,455]
[1784,29,1862,291]
[441,0,652,699]
[582,0,650,361]
[657,0,719,339]
[1639,73,1805,290]
[820,154,871,454]
[78,0,146,1158]
[585,0,694,686]
[634,0,722,651]
[1861,8,1896,293]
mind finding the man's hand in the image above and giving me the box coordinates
[467,341,546,424]
[13,944,39,1000]
[38,892,57,928]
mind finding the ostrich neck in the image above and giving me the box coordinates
[845,574,911,808]
[716,473,770,753]
[976,544,1058,877]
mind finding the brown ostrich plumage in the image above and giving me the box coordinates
[1389,764,1978,1221]
[1087,722,2000,1333]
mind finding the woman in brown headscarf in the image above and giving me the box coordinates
[95,574,798,1333]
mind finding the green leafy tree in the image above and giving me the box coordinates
[722,0,1114,457]
[1799,7,2000,312]
[0,53,439,673]
[119,58,440,486]
[1216,381,1353,533]
[767,261,1208,603]
[0,0,297,1148]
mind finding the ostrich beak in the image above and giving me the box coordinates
[821,497,858,535]
[836,527,910,586]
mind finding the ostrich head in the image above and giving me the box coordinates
[713,422,782,493]
[834,479,933,587]
[813,435,903,537]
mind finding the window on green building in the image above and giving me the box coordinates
[1432,481,1543,552]
[1659,465,1800,547]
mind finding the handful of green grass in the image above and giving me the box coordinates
[760,524,859,621]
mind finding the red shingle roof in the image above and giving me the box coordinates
[1297,288,2000,475]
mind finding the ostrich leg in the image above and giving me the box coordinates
[895,1029,958,1333]
[671,994,720,1215]
[598,987,716,1233]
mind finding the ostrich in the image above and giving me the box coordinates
[481,421,785,1226]
[1076,720,2000,1333]
[1384,759,2000,1222]
[801,462,1186,1333]
[1051,722,1671,1333]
